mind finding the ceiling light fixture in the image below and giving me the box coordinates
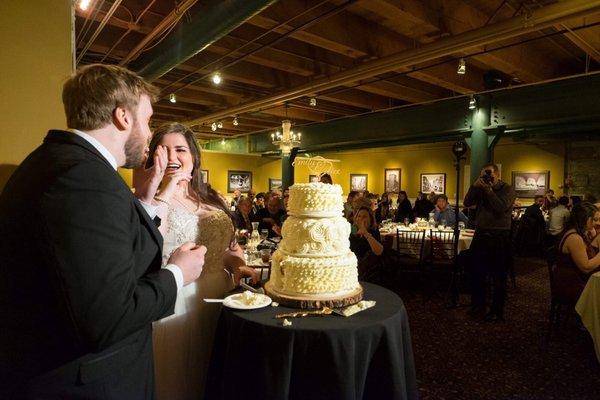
[169,93,176,103]
[232,116,239,126]
[457,58,466,75]
[217,121,223,129]
[221,137,226,145]
[212,72,222,85]
[309,97,317,107]
[468,95,476,110]
[211,122,217,131]
[79,0,92,11]
[271,120,302,155]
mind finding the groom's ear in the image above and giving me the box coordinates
[113,106,131,131]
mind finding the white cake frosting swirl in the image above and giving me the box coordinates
[286,182,344,217]
[267,183,360,296]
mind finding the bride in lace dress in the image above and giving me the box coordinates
[139,123,258,400]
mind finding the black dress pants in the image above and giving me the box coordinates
[469,229,512,316]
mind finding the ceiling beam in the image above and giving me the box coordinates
[185,0,600,126]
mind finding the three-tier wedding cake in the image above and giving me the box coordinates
[265,183,363,308]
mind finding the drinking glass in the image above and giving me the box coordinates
[458,221,466,230]
[260,249,271,264]
[260,229,269,241]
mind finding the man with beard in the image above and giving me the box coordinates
[0,64,206,399]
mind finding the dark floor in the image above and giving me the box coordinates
[392,257,600,400]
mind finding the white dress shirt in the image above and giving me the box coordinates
[548,204,570,236]
[69,129,183,290]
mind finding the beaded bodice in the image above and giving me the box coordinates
[162,206,233,272]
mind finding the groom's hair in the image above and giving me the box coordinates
[62,64,159,131]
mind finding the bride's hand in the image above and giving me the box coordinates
[234,265,260,285]
[133,145,168,203]
[157,171,192,202]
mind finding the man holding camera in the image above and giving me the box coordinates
[464,163,516,322]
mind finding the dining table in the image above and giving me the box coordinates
[575,271,600,362]
[380,225,474,257]
[204,282,418,400]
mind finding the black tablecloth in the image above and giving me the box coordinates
[204,282,418,400]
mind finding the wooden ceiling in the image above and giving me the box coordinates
[76,0,600,141]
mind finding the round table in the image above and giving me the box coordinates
[204,282,418,400]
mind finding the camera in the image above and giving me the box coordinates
[482,169,493,184]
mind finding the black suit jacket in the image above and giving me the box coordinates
[0,130,177,399]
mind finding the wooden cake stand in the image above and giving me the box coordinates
[264,281,363,309]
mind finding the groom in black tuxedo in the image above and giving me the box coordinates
[0,64,205,399]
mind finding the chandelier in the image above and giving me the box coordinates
[271,120,301,155]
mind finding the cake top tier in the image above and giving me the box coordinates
[286,183,344,217]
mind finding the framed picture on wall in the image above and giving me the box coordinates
[421,173,446,195]
[384,168,401,193]
[200,169,208,184]
[269,178,282,191]
[309,175,319,183]
[350,174,368,192]
[227,170,252,193]
[511,170,550,197]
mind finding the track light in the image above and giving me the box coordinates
[79,0,91,11]
[212,72,222,85]
[211,122,217,131]
[309,97,317,107]
[457,58,466,75]
[217,121,223,129]
[169,93,176,103]
[221,137,226,145]
[468,95,476,110]
[232,116,239,126]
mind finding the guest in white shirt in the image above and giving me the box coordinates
[548,196,571,237]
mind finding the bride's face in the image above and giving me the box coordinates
[160,132,194,176]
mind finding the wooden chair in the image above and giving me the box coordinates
[425,230,459,303]
[395,229,426,271]
[546,259,576,339]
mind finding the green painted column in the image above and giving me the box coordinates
[282,148,298,190]
[467,95,492,184]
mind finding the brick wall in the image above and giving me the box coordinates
[567,140,600,199]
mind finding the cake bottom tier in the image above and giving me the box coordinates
[268,250,359,295]
[264,281,363,309]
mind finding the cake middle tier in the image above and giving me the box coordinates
[270,250,359,294]
[279,215,351,256]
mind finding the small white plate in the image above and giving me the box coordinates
[222,293,272,310]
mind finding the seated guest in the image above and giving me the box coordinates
[584,192,597,204]
[554,202,600,304]
[515,195,546,255]
[350,206,384,260]
[542,189,558,211]
[433,194,468,226]
[344,191,359,221]
[375,192,392,224]
[253,192,266,214]
[319,173,333,184]
[413,191,435,219]
[427,191,437,202]
[255,196,285,238]
[230,189,241,207]
[569,195,582,209]
[393,190,414,223]
[367,193,378,212]
[234,196,255,232]
[548,196,570,239]
[281,192,290,223]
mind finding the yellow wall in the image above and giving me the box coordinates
[0,0,73,189]
[294,142,462,198]
[197,140,565,206]
[494,139,565,202]
[201,150,281,194]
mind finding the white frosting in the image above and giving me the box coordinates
[286,183,344,217]
[270,250,358,294]
[267,182,360,296]
[279,216,351,256]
